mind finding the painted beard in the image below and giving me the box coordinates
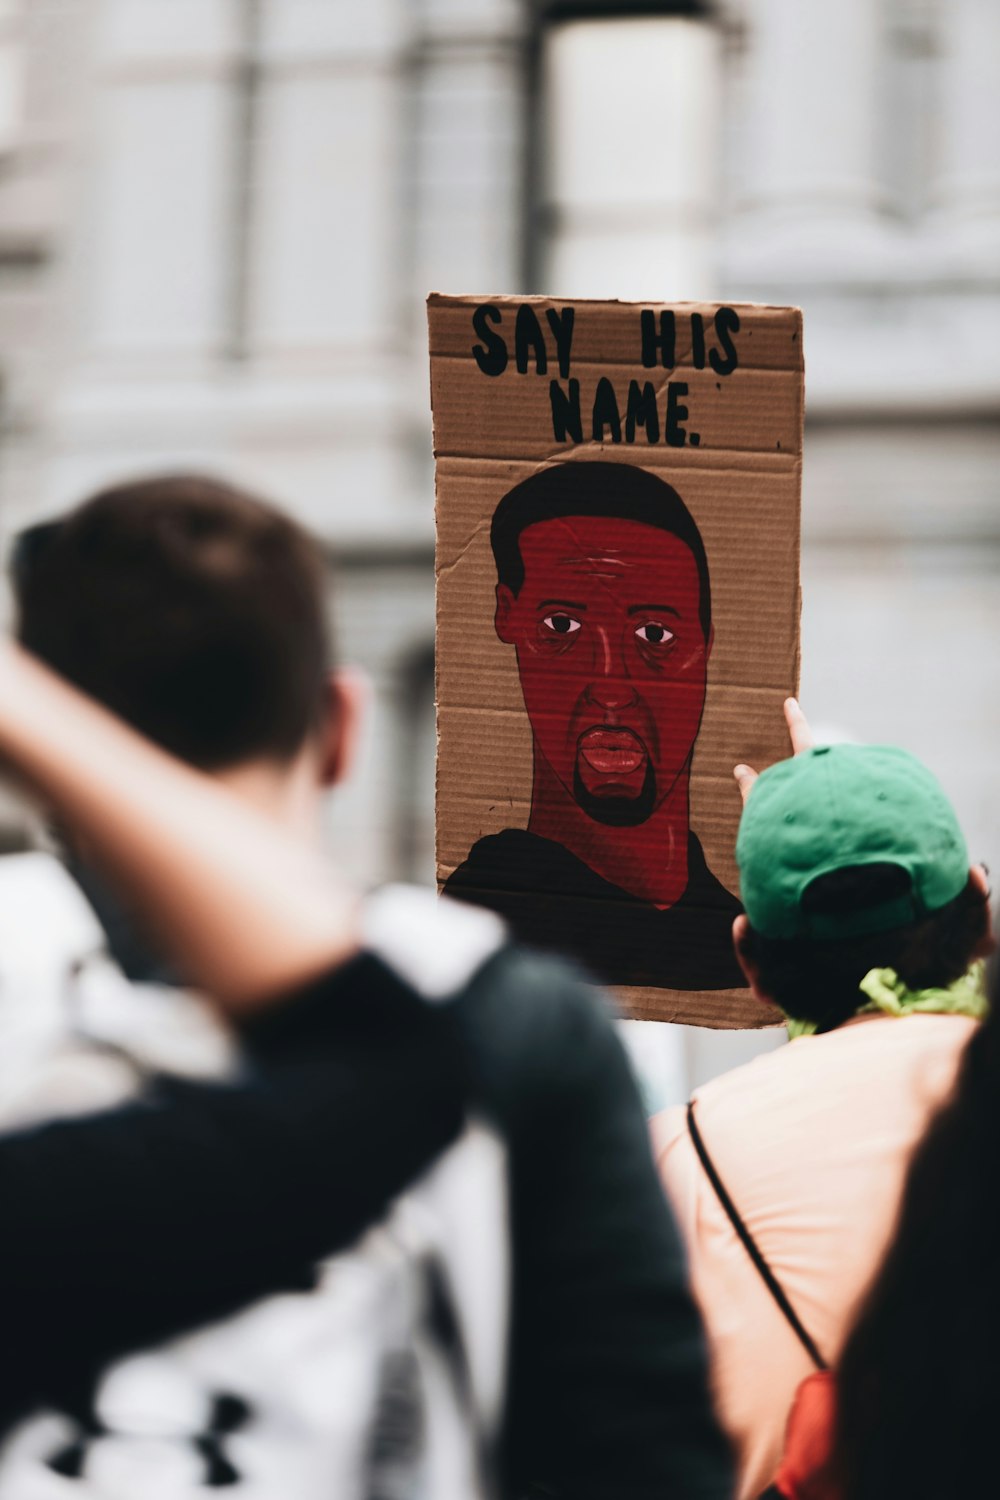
[572,758,657,827]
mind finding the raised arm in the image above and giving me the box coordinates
[0,641,358,1009]
[0,642,475,1427]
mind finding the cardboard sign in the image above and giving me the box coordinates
[430,294,802,1028]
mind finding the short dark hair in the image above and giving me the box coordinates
[739,863,988,1031]
[490,462,712,637]
[13,474,331,770]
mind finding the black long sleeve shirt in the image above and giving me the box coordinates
[0,939,731,1498]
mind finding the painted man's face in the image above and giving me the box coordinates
[495,515,711,827]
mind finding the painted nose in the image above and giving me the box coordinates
[586,677,638,711]
[585,629,637,710]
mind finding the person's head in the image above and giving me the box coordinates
[830,946,1000,1499]
[490,461,712,828]
[733,744,991,1030]
[13,474,362,827]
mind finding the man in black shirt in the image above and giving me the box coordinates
[445,461,745,991]
[8,477,733,1499]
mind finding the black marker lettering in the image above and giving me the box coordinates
[591,377,622,443]
[709,306,740,376]
[665,382,689,447]
[690,312,706,370]
[471,304,507,376]
[624,380,660,444]
[549,379,583,443]
[515,305,547,375]
[640,310,676,369]
[545,307,575,379]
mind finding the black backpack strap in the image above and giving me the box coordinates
[686,1101,828,1372]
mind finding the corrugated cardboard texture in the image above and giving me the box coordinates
[430,294,802,1028]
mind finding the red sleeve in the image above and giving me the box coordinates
[771,1371,841,1500]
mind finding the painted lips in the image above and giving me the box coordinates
[577,727,647,776]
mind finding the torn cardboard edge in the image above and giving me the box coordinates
[620,985,783,1031]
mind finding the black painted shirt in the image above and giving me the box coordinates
[445,828,747,991]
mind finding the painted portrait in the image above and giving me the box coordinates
[430,294,802,1026]
[444,461,743,990]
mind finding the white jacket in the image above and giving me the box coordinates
[0,854,508,1500]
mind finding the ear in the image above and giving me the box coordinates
[969,864,996,961]
[495,584,517,644]
[732,913,781,1011]
[319,667,368,789]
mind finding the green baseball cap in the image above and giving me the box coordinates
[736,744,970,941]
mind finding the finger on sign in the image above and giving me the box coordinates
[733,764,758,805]
[784,697,814,756]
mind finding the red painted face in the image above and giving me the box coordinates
[495,516,710,827]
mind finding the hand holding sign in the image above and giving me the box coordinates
[734,699,815,805]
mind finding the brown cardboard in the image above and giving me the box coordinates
[430,294,803,1028]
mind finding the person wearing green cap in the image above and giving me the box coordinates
[651,699,993,1500]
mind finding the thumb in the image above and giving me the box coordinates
[734,764,758,805]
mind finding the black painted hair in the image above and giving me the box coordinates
[13,474,332,771]
[489,462,711,637]
[738,864,988,1032]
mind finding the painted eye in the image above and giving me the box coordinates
[635,622,674,646]
[542,613,581,636]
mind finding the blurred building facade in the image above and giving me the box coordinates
[0,0,998,1075]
